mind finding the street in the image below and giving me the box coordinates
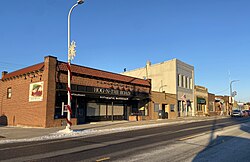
[0,117,249,162]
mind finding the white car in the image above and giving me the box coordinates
[231,110,243,117]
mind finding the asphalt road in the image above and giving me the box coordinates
[0,117,249,162]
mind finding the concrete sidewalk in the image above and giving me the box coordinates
[0,116,228,141]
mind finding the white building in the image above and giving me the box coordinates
[122,59,195,117]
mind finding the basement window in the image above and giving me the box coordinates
[7,87,12,99]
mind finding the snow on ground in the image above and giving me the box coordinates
[0,120,191,144]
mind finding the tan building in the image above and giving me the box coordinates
[150,91,177,120]
[122,59,195,117]
[194,85,208,116]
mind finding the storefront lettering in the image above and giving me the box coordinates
[94,88,131,96]
[100,96,129,100]
[71,93,86,97]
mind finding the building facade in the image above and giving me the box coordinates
[0,56,151,127]
[150,91,177,120]
[208,93,217,116]
[215,95,232,116]
[194,85,209,116]
[122,59,195,117]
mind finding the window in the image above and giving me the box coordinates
[187,77,190,89]
[178,74,182,87]
[7,87,12,99]
[170,104,175,112]
[190,78,193,89]
[182,75,185,88]
[154,103,160,112]
[185,77,188,89]
[197,104,203,111]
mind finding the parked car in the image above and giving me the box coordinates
[231,110,243,117]
[242,110,248,117]
[245,110,250,116]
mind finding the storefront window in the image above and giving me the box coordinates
[197,104,203,111]
[154,103,159,112]
[170,104,175,112]
[87,103,100,116]
[113,104,124,115]
[55,91,67,119]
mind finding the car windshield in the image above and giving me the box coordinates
[233,110,240,112]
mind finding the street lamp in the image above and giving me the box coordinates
[230,80,239,106]
[230,80,239,97]
[66,0,84,131]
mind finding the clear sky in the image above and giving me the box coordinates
[0,0,249,102]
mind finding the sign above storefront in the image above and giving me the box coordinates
[94,87,131,96]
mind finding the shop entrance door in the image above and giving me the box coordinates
[77,97,86,124]
[162,104,168,119]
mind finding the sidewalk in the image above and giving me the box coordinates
[0,116,228,143]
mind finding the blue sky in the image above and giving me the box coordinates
[0,0,249,102]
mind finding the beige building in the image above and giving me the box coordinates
[122,59,195,117]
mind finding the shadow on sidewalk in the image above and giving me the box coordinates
[192,117,250,162]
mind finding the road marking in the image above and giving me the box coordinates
[96,157,110,162]
[178,133,206,141]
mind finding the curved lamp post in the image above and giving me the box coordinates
[229,80,239,107]
[230,80,239,97]
[66,0,84,131]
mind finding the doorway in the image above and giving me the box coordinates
[76,97,86,124]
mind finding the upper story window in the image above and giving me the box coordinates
[178,74,182,87]
[187,77,190,89]
[182,75,186,88]
[190,78,193,89]
[7,87,12,99]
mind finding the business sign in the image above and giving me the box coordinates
[29,81,44,102]
[94,87,131,96]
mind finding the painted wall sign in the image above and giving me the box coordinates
[29,81,44,102]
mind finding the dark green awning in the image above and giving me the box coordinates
[197,97,206,104]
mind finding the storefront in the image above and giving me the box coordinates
[0,56,151,127]
[55,83,149,123]
[194,85,208,116]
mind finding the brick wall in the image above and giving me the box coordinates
[0,69,46,127]
[150,91,177,120]
[0,56,151,127]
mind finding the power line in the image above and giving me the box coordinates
[214,88,229,94]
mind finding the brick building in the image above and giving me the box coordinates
[150,91,177,120]
[0,56,151,127]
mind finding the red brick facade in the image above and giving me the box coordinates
[0,56,151,128]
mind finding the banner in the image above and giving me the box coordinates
[29,81,44,102]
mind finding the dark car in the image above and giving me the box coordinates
[231,110,243,117]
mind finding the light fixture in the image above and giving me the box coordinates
[77,0,84,4]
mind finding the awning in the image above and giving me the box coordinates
[197,97,206,104]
